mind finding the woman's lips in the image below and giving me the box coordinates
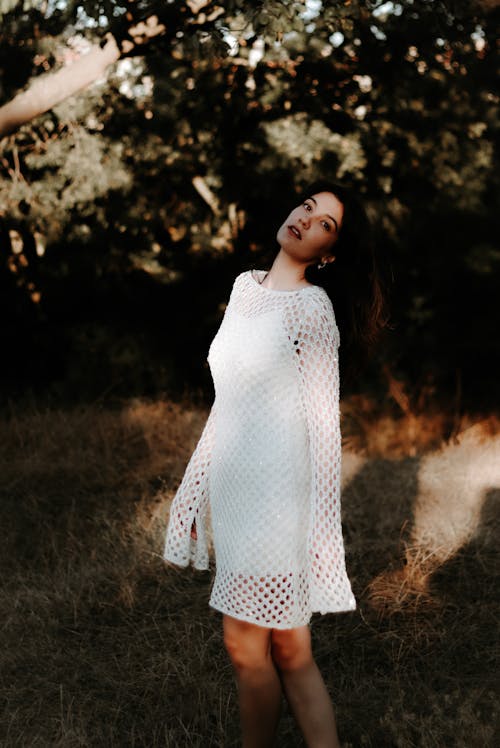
[288,225,301,239]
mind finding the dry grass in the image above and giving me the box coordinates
[0,397,498,747]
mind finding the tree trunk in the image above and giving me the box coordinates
[0,35,121,139]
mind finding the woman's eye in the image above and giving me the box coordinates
[322,221,331,231]
[303,202,311,211]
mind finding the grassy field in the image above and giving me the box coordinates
[0,397,498,747]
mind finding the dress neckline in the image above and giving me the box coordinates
[249,269,317,294]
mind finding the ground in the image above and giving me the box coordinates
[1,398,498,747]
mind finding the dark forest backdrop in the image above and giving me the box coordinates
[1,0,499,411]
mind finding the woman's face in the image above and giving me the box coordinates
[276,191,344,264]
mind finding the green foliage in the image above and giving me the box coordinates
[0,0,499,404]
[261,114,367,180]
[0,0,20,13]
[10,126,132,243]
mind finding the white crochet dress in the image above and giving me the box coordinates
[163,269,356,628]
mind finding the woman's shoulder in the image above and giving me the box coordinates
[234,269,252,284]
[230,269,270,295]
[297,286,340,341]
[228,269,253,291]
[222,270,252,308]
[299,282,334,311]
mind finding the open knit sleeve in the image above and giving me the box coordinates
[290,292,355,613]
[163,402,217,571]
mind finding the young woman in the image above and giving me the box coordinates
[164,181,386,747]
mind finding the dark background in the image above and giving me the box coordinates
[1,0,499,412]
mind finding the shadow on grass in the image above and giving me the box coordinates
[0,402,498,747]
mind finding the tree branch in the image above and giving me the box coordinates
[0,35,121,139]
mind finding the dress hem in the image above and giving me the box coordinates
[208,600,311,629]
[208,598,356,629]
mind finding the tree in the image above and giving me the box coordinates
[0,1,225,137]
[0,0,499,405]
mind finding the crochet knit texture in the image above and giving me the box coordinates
[164,269,356,628]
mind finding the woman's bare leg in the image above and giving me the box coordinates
[223,615,283,748]
[271,626,340,748]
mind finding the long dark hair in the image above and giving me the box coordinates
[301,181,388,358]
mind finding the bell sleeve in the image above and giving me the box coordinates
[292,293,356,613]
[163,401,217,571]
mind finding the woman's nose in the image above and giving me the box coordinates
[299,214,310,229]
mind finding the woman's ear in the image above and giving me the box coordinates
[321,255,336,265]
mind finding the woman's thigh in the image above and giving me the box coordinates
[270,625,313,671]
[223,614,273,670]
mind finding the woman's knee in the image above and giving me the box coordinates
[271,626,314,672]
[223,615,272,672]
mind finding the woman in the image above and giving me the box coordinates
[164,181,386,747]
